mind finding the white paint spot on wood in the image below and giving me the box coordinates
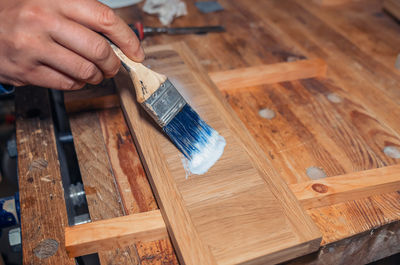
[383,146,400,159]
[306,166,327,180]
[258,108,276,120]
[327,93,342,103]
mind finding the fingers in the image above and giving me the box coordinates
[50,19,121,78]
[61,0,145,62]
[26,64,84,90]
[39,42,104,85]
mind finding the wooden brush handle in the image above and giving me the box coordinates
[110,44,167,103]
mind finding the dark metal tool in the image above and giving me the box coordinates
[128,22,225,40]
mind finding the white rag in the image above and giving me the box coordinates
[143,0,188,25]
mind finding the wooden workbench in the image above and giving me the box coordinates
[16,0,400,264]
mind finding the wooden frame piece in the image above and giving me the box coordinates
[65,210,168,258]
[115,42,321,265]
[290,165,400,210]
[64,80,120,113]
[208,58,326,91]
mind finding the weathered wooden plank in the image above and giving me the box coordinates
[297,0,400,72]
[209,59,326,91]
[68,111,139,265]
[290,165,400,209]
[65,210,168,258]
[115,42,321,265]
[284,220,400,264]
[97,107,179,265]
[307,192,400,244]
[16,87,75,265]
[223,83,349,184]
[238,0,400,134]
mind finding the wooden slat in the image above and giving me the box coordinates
[290,165,400,209]
[115,42,321,265]
[97,107,179,264]
[208,59,326,91]
[16,87,75,265]
[64,80,119,113]
[65,210,168,258]
[69,111,139,265]
[384,0,400,20]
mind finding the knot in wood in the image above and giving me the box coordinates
[33,239,59,259]
[312,183,328,193]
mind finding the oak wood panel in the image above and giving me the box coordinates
[209,59,327,91]
[16,87,75,265]
[290,165,400,209]
[97,108,179,265]
[115,42,321,265]
[65,210,168,257]
[68,111,139,265]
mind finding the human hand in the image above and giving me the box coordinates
[0,0,144,90]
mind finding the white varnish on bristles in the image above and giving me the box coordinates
[186,131,226,175]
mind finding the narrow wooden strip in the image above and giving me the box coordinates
[115,64,218,265]
[65,94,119,114]
[69,111,139,265]
[208,58,326,91]
[290,165,400,210]
[384,0,400,20]
[64,80,120,113]
[97,108,179,265]
[16,87,75,265]
[65,210,168,258]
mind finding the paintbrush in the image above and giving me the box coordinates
[110,43,226,175]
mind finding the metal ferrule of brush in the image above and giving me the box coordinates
[141,79,187,127]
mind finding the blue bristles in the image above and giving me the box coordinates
[163,104,214,160]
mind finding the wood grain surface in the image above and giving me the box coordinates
[209,58,327,91]
[16,87,75,265]
[290,165,400,209]
[114,42,321,265]
[65,210,168,257]
[97,107,179,265]
[69,111,139,265]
